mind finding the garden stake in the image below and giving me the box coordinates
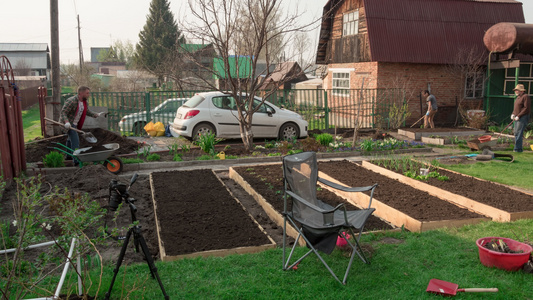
[426,278,498,296]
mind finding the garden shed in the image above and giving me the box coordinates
[315,0,531,127]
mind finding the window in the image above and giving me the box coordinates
[464,72,484,99]
[343,10,359,36]
[332,72,350,96]
[504,63,532,95]
[213,96,236,110]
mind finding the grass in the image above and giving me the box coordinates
[436,150,533,191]
[22,104,43,142]
[25,219,533,299]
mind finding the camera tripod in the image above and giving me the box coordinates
[104,196,169,299]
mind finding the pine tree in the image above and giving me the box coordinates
[135,0,184,85]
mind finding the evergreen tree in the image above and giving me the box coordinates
[135,0,184,85]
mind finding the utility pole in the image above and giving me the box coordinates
[78,15,84,73]
[49,0,61,136]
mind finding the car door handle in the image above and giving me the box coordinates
[213,113,222,117]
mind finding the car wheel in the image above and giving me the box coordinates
[192,123,215,140]
[279,123,299,141]
[132,122,146,136]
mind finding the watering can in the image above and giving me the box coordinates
[216,151,226,160]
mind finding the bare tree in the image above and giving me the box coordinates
[60,63,105,91]
[13,59,32,76]
[181,0,320,150]
[444,47,488,127]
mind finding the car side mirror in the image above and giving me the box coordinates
[266,107,273,117]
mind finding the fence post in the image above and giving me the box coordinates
[145,92,151,122]
[324,90,329,129]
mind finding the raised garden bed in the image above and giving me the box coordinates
[398,127,485,141]
[317,160,489,232]
[150,169,275,261]
[229,163,395,243]
[362,160,533,222]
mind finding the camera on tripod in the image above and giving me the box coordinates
[108,174,138,211]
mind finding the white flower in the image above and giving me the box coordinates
[254,145,265,149]
[12,220,17,227]
[46,224,52,231]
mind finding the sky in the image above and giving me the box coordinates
[2,0,533,65]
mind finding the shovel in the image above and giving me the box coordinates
[44,117,98,144]
[426,278,498,296]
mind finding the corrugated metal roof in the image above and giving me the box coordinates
[0,43,49,52]
[364,0,525,64]
[316,0,526,64]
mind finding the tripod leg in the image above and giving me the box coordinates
[136,230,169,300]
[104,228,133,300]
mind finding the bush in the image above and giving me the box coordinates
[146,153,161,161]
[315,133,334,147]
[43,151,64,168]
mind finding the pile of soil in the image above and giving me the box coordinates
[25,128,140,163]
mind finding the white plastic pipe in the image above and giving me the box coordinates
[54,238,77,299]
[0,240,55,254]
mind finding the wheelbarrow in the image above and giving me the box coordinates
[49,143,123,174]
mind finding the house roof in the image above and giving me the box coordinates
[0,43,50,69]
[213,56,252,79]
[316,0,525,65]
[0,43,49,52]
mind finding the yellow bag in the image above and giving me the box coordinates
[144,121,155,132]
[153,122,165,137]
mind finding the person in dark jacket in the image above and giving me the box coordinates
[59,86,105,162]
[510,84,531,152]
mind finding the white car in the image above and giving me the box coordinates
[169,91,308,140]
[119,98,186,134]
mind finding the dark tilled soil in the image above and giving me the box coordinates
[151,169,272,256]
[318,160,484,221]
[0,165,157,265]
[400,127,483,132]
[25,129,140,163]
[232,164,394,230]
[370,160,533,212]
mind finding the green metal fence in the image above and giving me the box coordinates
[62,88,405,136]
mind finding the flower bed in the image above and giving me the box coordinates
[317,160,489,232]
[150,169,275,261]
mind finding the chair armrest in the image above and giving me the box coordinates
[286,190,344,214]
[318,177,378,193]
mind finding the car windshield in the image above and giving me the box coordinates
[182,94,204,108]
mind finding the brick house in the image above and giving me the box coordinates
[316,0,527,127]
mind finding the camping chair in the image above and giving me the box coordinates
[282,152,378,285]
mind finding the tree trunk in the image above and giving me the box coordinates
[240,123,254,151]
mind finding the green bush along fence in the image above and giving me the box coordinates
[61,88,405,136]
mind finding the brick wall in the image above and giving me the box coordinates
[324,62,484,127]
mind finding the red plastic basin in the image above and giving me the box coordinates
[476,237,533,271]
[478,135,492,143]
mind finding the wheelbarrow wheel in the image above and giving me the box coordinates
[105,156,123,174]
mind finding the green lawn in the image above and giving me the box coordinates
[26,219,533,299]
[22,104,43,142]
[435,151,533,191]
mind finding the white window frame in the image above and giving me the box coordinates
[332,72,350,96]
[464,72,485,99]
[343,10,359,36]
[504,63,533,95]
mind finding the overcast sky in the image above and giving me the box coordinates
[3,0,533,65]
